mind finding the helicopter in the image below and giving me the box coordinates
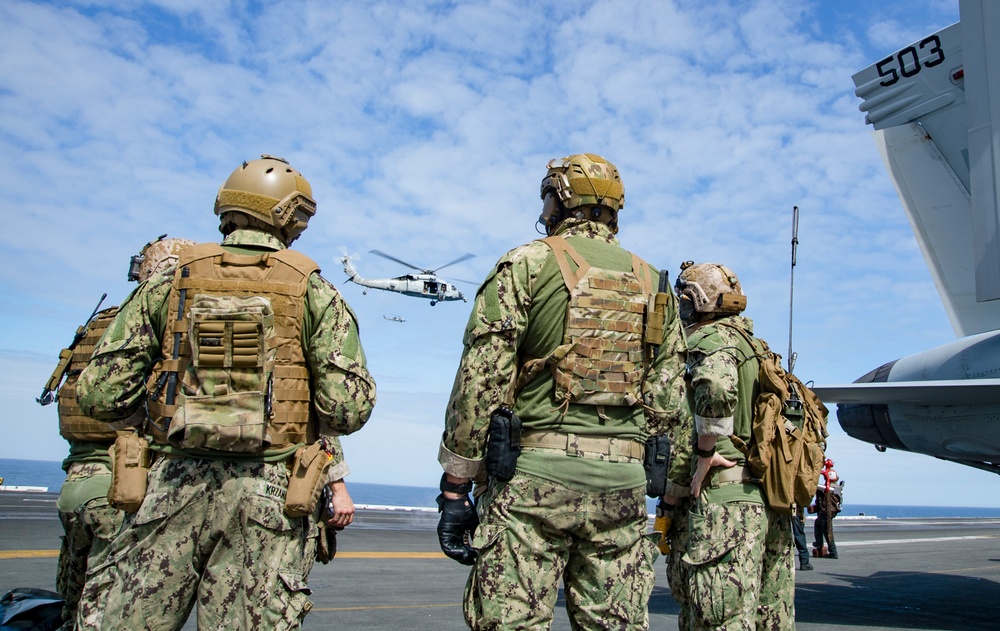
[383,314,406,323]
[339,249,476,305]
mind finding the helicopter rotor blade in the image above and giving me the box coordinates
[369,249,424,272]
[338,246,360,261]
[443,276,480,286]
[433,253,475,273]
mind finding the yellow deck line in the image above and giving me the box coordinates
[0,550,60,559]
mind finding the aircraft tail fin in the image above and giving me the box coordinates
[340,255,363,283]
[852,3,1000,336]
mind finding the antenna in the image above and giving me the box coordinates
[788,206,799,373]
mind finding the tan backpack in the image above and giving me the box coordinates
[721,324,829,515]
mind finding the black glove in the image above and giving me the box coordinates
[436,493,479,565]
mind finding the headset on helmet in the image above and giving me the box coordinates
[214,155,316,245]
[674,261,747,323]
[539,153,624,234]
[128,235,198,283]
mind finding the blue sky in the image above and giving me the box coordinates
[3,0,991,506]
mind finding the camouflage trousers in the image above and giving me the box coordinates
[76,457,318,631]
[56,461,124,630]
[465,472,657,630]
[683,501,794,631]
[664,496,694,631]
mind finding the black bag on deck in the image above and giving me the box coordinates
[0,588,64,630]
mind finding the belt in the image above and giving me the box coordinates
[520,430,645,463]
[709,465,758,487]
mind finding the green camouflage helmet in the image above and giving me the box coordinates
[675,261,746,323]
[214,155,316,244]
[540,153,625,213]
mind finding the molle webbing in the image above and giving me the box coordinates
[541,236,653,407]
[145,244,317,450]
[58,308,120,442]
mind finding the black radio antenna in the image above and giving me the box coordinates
[788,205,799,374]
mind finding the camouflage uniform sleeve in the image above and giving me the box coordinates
[688,328,739,437]
[643,291,694,494]
[322,434,350,482]
[643,290,689,435]
[439,245,536,478]
[77,274,172,421]
[305,273,376,436]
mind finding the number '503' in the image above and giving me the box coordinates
[876,34,946,87]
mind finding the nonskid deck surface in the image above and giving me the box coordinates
[2,491,998,630]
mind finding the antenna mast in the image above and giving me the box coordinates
[788,206,799,373]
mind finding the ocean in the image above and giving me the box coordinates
[4,457,1000,519]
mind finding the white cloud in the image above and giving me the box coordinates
[3,0,989,507]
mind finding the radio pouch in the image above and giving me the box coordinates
[168,294,275,453]
[485,407,522,482]
[107,432,150,512]
[643,434,671,498]
[284,441,334,517]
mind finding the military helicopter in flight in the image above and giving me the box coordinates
[340,249,476,305]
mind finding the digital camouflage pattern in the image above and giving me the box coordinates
[441,216,688,628]
[440,219,688,480]
[75,229,374,628]
[685,316,759,462]
[665,495,694,631]
[684,501,794,630]
[53,308,125,630]
[76,458,317,630]
[56,461,123,630]
[78,229,374,467]
[465,473,657,630]
[682,316,795,630]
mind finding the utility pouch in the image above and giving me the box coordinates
[284,441,333,518]
[107,432,150,512]
[485,407,521,482]
[643,434,671,498]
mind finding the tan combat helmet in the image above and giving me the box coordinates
[674,261,747,324]
[128,234,198,282]
[214,154,317,245]
[539,153,624,234]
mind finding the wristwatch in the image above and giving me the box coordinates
[695,445,716,459]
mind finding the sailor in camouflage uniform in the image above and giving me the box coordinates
[45,236,194,630]
[674,262,794,631]
[437,153,689,630]
[75,155,375,630]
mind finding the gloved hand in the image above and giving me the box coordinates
[436,493,479,565]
